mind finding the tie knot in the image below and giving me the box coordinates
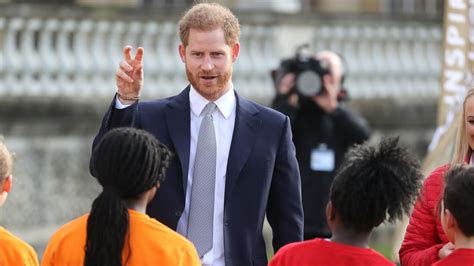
[202,102,217,116]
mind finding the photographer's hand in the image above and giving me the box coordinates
[313,75,338,113]
[278,73,299,107]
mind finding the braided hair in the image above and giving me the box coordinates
[85,127,172,266]
[330,137,423,232]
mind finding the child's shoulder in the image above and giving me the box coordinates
[46,214,89,247]
[0,226,38,265]
[0,226,35,250]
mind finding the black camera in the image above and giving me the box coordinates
[272,45,331,98]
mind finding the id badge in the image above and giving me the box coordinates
[310,144,335,172]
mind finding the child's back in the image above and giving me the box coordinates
[271,238,393,266]
[270,138,423,266]
[41,128,200,266]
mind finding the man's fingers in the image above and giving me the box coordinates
[116,69,134,83]
[119,61,133,72]
[134,64,143,76]
[123,45,133,61]
[134,47,144,62]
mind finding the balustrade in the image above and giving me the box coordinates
[0,15,442,100]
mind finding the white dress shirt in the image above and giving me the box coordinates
[116,86,236,266]
[178,86,235,266]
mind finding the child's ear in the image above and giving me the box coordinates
[326,201,336,221]
[2,175,12,193]
[445,209,458,230]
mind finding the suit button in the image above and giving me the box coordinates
[175,210,182,217]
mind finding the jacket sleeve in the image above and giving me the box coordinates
[331,105,371,146]
[266,116,304,252]
[89,95,140,176]
[399,167,446,266]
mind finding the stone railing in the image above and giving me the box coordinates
[313,22,442,98]
[0,16,277,101]
[0,14,442,101]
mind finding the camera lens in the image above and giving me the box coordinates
[296,70,322,97]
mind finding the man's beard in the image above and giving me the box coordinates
[186,65,232,101]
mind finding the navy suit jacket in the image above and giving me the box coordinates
[91,87,303,265]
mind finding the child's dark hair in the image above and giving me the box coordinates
[443,166,474,237]
[85,127,172,266]
[330,137,423,232]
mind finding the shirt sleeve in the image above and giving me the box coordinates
[115,94,133,109]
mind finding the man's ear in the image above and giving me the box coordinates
[231,42,240,62]
[3,175,12,193]
[178,43,186,63]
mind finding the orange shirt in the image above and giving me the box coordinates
[0,226,39,266]
[42,209,200,266]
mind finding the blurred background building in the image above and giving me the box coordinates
[0,0,443,261]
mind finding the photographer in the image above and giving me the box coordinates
[272,50,371,240]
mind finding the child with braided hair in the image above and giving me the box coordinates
[270,138,423,266]
[42,128,200,265]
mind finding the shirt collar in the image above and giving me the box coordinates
[189,85,236,119]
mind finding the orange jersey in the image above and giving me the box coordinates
[42,209,200,266]
[0,226,39,266]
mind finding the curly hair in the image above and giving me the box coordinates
[330,137,423,232]
[443,166,474,237]
[179,2,240,47]
[85,127,172,266]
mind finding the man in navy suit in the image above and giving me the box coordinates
[91,3,303,265]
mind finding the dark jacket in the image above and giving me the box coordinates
[91,87,304,266]
[273,95,371,239]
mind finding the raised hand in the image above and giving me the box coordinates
[115,46,144,103]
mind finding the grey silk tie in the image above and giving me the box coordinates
[187,102,217,257]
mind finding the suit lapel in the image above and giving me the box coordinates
[225,93,260,205]
[165,87,191,192]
